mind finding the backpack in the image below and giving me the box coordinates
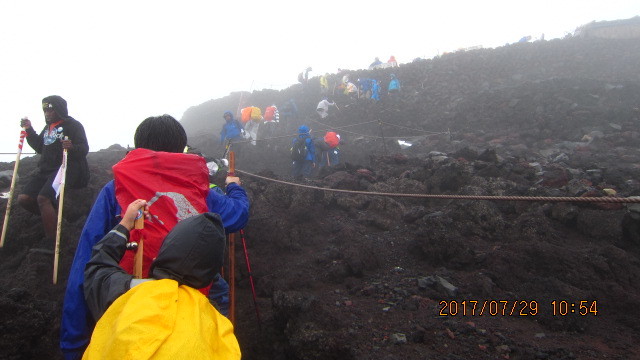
[264,106,276,121]
[240,107,252,123]
[291,138,308,161]
[250,106,262,121]
[324,131,340,148]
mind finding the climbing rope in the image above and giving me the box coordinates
[236,169,640,204]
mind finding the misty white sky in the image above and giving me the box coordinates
[0,0,638,162]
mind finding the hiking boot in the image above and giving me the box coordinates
[29,237,55,256]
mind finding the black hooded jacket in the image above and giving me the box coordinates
[83,212,226,321]
[26,95,90,188]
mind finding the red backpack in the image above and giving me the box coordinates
[112,149,211,294]
[264,106,277,121]
[324,131,340,148]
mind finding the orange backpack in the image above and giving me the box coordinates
[240,107,252,123]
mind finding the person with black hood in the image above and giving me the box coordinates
[82,199,241,359]
[18,95,89,251]
[61,114,249,360]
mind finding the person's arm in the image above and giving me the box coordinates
[64,119,89,158]
[220,126,227,144]
[24,124,44,154]
[84,199,148,321]
[206,180,249,233]
[60,181,120,360]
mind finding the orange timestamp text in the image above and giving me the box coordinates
[439,300,598,316]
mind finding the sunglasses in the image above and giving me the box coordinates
[42,103,54,111]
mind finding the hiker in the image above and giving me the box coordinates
[314,131,341,170]
[61,114,249,360]
[387,55,398,67]
[344,81,358,98]
[291,125,316,180]
[298,67,312,84]
[316,97,337,119]
[220,111,245,145]
[369,57,382,70]
[262,105,279,144]
[320,73,329,95]
[358,78,374,99]
[17,95,89,252]
[371,79,381,101]
[82,200,241,359]
[240,106,262,146]
[388,74,401,98]
[279,99,298,132]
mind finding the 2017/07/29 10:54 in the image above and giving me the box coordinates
[438,300,598,316]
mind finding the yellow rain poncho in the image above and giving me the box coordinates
[83,279,240,360]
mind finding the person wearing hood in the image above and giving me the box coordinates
[82,199,241,359]
[291,125,315,180]
[316,97,337,119]
[18,95,90,252]
[220,111,245,145]
[61,115,249,360]
[388,74,401,98]
[369,57,382,69]
[320,73,329,95]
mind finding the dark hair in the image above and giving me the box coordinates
[134,114,187,153]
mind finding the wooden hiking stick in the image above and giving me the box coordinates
[228,150,236,325]
[53,137,69,284]
[133,213,145,279]
[1,128,26,248]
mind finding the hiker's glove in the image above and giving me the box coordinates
[20,117,32,129]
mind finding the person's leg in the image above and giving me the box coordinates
[38,196,57,240]
[17,194,39,214]
[37,172,59,241]
[302,160,313,178]
[292,161,303,179]
[17,173,49,215]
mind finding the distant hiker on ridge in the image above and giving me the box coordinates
[291,125,316,180]
[262,105,279,146]
[220,111,245,145]
[387,55,398,67]
[320,73,329,95]
[388,73,401,98]
[368,57,382,70]
[316,97,337,119]
[18,95,89,253]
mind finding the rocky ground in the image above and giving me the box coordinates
[1,36,640,359]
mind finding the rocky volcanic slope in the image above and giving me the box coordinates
[1,37,640,359]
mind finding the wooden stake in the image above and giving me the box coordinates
[53,138,69,284]
[1,129,26,248]
[133,214,145,279]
